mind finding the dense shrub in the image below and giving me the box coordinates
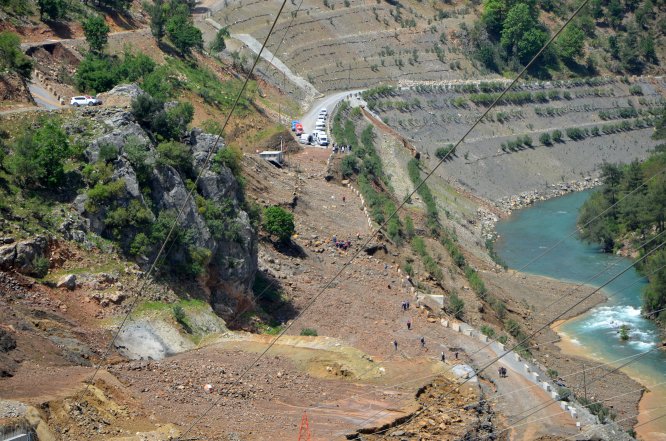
[0,31,33,78]
[551,129,563,143]
[539,132,552,145]
[300,328,318,336]
[156,141,193,176]
[263,205,295,243]
[8,118,71,189]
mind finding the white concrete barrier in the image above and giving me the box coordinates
[524,364,531,373]
[570,408,578,419]
[451,323,461,332]
[478,334,488,343]
[496,343,504,351]
[514,353,522,362]
[542,382,551,392]
[550,391,560,400]
[560,401,569,411]
[441,319,449,328]
[530,372,541,382]
[576,421,581,430]
[463,328,474,337]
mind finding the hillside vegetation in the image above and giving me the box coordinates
[578,106,666,326]
[463,0,664,77]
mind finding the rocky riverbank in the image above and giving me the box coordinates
[496,177,601,212]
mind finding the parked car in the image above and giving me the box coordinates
[300,134,310,144]
[295,123,304,135]
[291,120,300,131]
[318,133,329,146]
[70,95,101,106]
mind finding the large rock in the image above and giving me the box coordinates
[76,109,258,319]
[57,274,77,290]
[0,236,49,275]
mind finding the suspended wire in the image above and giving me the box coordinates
[352,231,666,433]
[481,381,666,441]
[487,346,660,441]
[75,0,291,407]
[367,239,665,438]
[353,344,663,435]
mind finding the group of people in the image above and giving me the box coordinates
[498,366,508,378]
[400,300,411,311]
[332,143,352,154]
[331,235,352,250]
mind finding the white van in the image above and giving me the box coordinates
[315,120,326,131]
[318,133,329,146]
[318,109,327,118]
[300,133,309,144]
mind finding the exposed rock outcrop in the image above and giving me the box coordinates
[71,104,258,320]
[0,236,49,276]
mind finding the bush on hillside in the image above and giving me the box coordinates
[8,118,71,189]
[300,328,318,336]
[0,31,33,78]
[83,15,109,54]
[262,205,295,243]
[156,141,193,176]
[539,132,551,145]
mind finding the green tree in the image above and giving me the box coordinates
[262,205,295,243]
[9,118,71,189]
[75,54,116,93]
[165,7,203,55]
[37,0,66,20]
[0,31,33,78]
[557,26,585,63]
[210,26,229,52]
[643,248,666,322]
[156,141,192,175]
[500,3,534,51]
[83,15,110,54]
[516,27,548,64]
[146,0,166,42]
[482,0,508,38]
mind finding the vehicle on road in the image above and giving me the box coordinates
[291,120,300,131]
[318,133,329,146]
[70,95,101,106]
[315,120,326,131]
[295,123,303,135]
[300,134,310,144]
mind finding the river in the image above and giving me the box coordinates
[494,190,666,440]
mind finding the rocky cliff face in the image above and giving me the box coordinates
[70,107,258,320]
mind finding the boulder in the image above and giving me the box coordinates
[0,236,49,275]
[57,274,77,290]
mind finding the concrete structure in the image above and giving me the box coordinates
[259,150,284,166]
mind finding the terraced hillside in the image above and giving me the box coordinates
[204,0,479,99]
[366,76,666,203]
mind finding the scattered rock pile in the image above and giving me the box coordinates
[496,178,601,212]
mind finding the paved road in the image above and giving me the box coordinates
[28,81,61,109]
[229,32,320,103]
[301,90,365,134]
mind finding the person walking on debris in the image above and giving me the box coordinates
[407,319,411,330]
[393,339,398,351]
[441,352,446,362]
[420,336,425,348]
[455,351,459,360]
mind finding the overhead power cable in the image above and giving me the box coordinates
[368,239,666,438]
[353,229,666,434]
[76,0,291,407]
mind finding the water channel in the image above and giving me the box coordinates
[494,190,666,440]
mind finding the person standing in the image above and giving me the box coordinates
[441,352,446,362]
[393,339,398,351]
[420,336,425,348]
[407,319,411,330]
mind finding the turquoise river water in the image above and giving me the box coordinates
[495,190,666,439]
